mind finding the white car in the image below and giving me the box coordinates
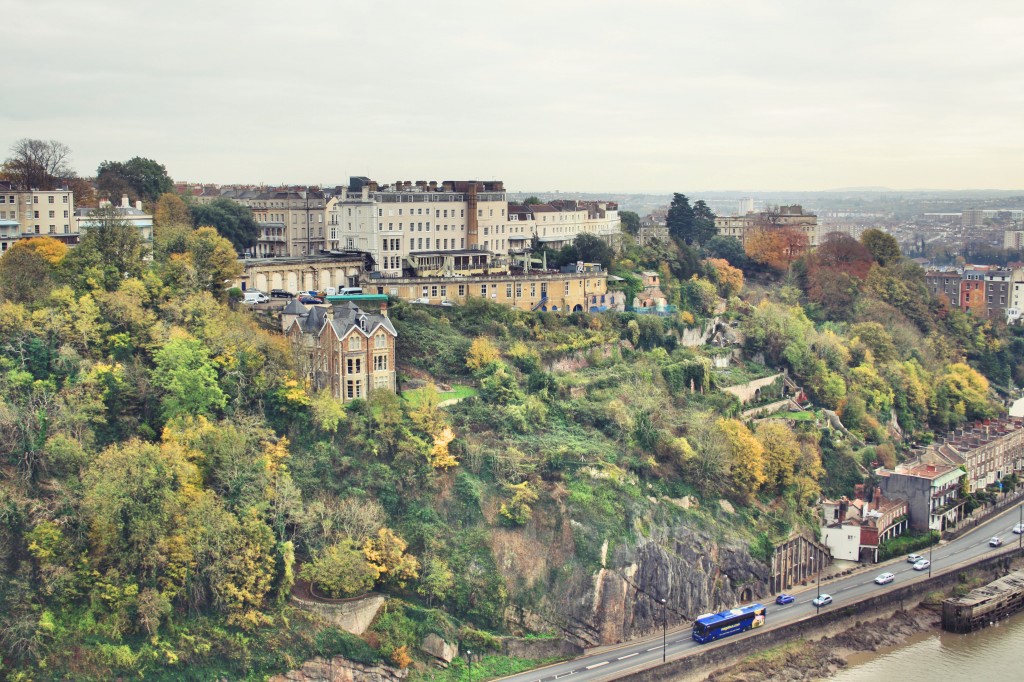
[989,536,1003,547]
[1013,524,1024,535]
[913,559,931,571]
[440,299,456,307]
[874,572,895,585]
[907,553,924,563]
[410,297,429,304]
[812,594,833,607]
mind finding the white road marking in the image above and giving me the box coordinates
[617,653,639,660]
[586,662,609,670]
[555,672,576,679]
[647,645,663,651]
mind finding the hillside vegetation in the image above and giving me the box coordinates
[0,214,1020,680]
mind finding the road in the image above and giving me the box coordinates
[496,502,1024,682]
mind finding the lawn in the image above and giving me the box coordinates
[403,384,479,408]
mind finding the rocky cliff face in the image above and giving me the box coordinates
[509,524,770,647]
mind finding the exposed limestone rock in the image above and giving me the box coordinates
[420,633,458,663]
[718,499,736,514]
[269,656,407,682]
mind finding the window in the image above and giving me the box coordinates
[346,379,363,399]
[481,284,488,296]
[374,374,390,389]
[348,335,362,351]
[48,210,54,218]
[375,333,387,349]
[566,282,571,295]
[374,354,388,371]
[48,196,54,204]
[440,285,447,297]
[506,284,512,298]
[431,285,438,297]
[347,358,362,375]
[34,211,39,219]
[515,282,522,297]
[458,284,465,296]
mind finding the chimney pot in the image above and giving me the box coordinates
[121,194,129,208]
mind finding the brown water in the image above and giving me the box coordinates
[830,608,1024,680]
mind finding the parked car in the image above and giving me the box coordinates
[775,593,795,605]
[338,287,363,296]
[440,299,456,307]
[243,291,270,305]
[270,289,294,299]
[874,572,896,585]
[812,594,833,607]
[410,297,429,304]
[989,536,1003,547]
[913,559,931,571]
[907,553,924,563]
[1013,524,1024,535]
[298,295,324,305]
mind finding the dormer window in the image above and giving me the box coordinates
[358,314,368,332]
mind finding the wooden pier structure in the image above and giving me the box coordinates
[941,568,1024,633]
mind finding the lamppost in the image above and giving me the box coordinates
[1019,503,1022,551]
[814,553,821,613]
[658,597,667,663]
[466,649,472,682]
[928,528,934,578]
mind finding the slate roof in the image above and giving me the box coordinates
[326,301,397,339]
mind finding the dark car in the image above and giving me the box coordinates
[270,289,294,299]
[775,593,795,605]
[298,295,324,305]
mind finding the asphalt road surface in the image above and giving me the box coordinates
[495,502,1024,682]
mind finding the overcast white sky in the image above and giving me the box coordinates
[4,0,1024,193]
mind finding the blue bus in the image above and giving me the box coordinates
[691,603,766,643]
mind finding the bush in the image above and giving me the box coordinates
[877,530,939,562]
[314,627,382,665]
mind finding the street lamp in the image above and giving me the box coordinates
[466,650,472,682]
[928,529,934,578]
[658,598,667,663]
[814,554,822,613]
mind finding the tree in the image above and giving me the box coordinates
[160,227,242,299]
[300,540,377,598]
[704,258,743,298]
[0,239,64,303]
[744,226,809,272]
[523,196,542,205]
[717,418,767,502]
[362,527,419,587]
[570,232,614,268]
[691,199,717,246]
[2,139,73,190]
[96,157,174,204]
[811,233,873,280]
[190,198,259,255]
[63,204,146,289]
[154,192,192,227]
[860,229,902,267]
[620,210,641,236]
[466,336,501,372]
[151,335,227,421]
[704,235,747,268]
[666,193,695,244]
[755,421,800,491]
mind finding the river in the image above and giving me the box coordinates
[829,608,1024,680]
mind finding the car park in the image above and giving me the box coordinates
[775,593,795,605]
[812,594,833,607]
[913,559,931,571]
[270,289,294,299]
[907,553,924,563]
[990,536,1003,547]
[1014,524,1024,534]
[874,572,895,585]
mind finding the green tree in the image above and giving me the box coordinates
[191,198,260,255]
[704,235,747,268]
[151,335,227,421]
[62,204,146,290]
[691,199,717,246]
[666,193,695,244]
[523,196,542,205]
[300,540,378,598]
[161,227,243,299]
[619,210,641,236]
[96,157,174,204]
[0,241,58,303]
[568,232,615,268]
[860,229,902,266]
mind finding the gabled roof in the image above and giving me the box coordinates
[282,299,309,316]
[324,301,397,339]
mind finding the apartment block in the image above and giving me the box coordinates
[713,205,820,247]
[0,184,76,244]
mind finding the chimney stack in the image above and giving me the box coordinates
[121,194,130,208]
[135,200,142,211]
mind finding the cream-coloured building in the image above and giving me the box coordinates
[0,184,76,244]
[75,195,153,248]
[326,178,621,277]
[363,268,608,313]
[194,186,326,258]
[714,205,820,247]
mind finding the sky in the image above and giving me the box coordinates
[4,0,1024,193]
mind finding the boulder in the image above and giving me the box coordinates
[420,633,458,663]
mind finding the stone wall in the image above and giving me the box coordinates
[721,373,783,405]
[270,656,406,682]
[500,637,584,660]
[291,593,386,635]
